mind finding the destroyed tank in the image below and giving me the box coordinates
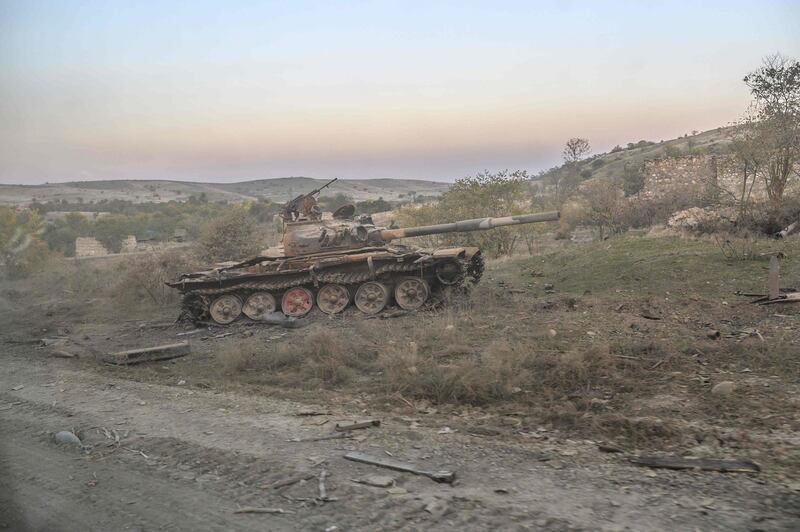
[167,180,559,324]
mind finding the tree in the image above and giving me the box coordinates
[197,210,262,262]
[622,163,645,197]
[398,170,541,257]
[562,138,591,163]
[576,179,626,238]
[740,53,800,209]
[0,207,49,278]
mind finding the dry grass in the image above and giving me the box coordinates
[220,327,377,388]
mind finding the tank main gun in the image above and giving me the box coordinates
[378,211,560,241]
[280,210,560,256]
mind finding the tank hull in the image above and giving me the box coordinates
[168,245,483,324]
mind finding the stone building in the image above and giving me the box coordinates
[120,235,138,253]
[640,154,765,204]
[74,237,109,257]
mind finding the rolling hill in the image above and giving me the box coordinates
[537,126,735,184]
[0,177,451,206]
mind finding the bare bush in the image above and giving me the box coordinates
[115,249,201,308]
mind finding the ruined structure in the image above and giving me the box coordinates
[640,154,759,203]
[74,237,109,257]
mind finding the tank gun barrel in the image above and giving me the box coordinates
[379,211,559,241]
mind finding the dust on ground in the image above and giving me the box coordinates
[1,232,798,530]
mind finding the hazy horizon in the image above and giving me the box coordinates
[2,0,799,185]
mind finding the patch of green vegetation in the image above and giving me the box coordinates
[492,233,793,298]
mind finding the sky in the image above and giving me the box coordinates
[1,1,798,184]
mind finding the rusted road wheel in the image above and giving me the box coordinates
[316,284,350,314]
[281,287,314,317]
[354,281,390,314]
[394,277,429,310]
[242,292,277,320]
[209,294,243,324]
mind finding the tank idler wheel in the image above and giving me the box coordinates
[316,284,350,314]
[242,292,277,320]
[209,294,243,324]
[394,277,430,310]
[281,287,314,317]
[354,281,390,315]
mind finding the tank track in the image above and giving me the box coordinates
[179,253,484,324]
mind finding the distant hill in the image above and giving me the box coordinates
[537,126,735,184]
[0,177,451,206]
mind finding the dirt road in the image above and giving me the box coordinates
[1,350,795,531]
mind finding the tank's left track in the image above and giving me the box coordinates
[178,252,483,324]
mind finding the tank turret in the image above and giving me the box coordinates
[169,182,560,324]
[280,211,559,256]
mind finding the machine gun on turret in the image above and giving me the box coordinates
[281,178,338,222]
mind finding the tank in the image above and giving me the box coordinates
[167,182,559,324]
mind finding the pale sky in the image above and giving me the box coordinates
[1,0,798,184]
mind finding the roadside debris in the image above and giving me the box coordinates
[265,472,316,490]
[288,433,353,443]
[257,312,308,329]
[50,350,77,359]
[102,341,190,365]
[424,498,450,519]
[334,419,381,432]
[776,220,798,238]
[296,410,331,416]
[39,337,68,347]
[350,475,395,488]
[597,443,625,454]
[11,385,24,391]
[176,329,205,337]
[317,470,334,502]
[233,507,292,514]
[344,451,456,484]
[629,455,760,473]
[711,381,736,396]
[739,256,800,305]
[54,431,83,446]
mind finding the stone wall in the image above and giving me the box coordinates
[641,154,764,204]
[75,237,109,257]
[120,235,138,253]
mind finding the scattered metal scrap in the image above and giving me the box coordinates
[233,507,292,514]
[102,341,190,365]
[263,472,316,490]
[288,433,353,443]
[334,419,380,432]
[629,455,760,473]
[739,255,800,305]
[344,451,456,484]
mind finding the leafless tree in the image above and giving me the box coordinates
[562,138,591,163]
[738,53,800,209]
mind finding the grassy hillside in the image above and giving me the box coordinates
[0,177,450,206]
[538,126,735,185]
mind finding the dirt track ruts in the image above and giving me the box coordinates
[1,351,796,531]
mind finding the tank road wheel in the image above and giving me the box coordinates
[209,294,243,325]
[281,287,314,317]
[435,259,464,285]
[354,281,390,315]
[394,277,430,310]
[316,284,350,314]
[242,292,277,320]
